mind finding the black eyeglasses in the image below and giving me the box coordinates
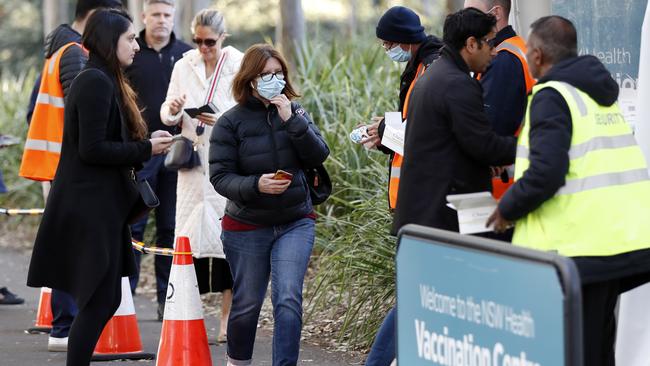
[192,38,218,47]
[258,71,285,82]
[380,41,397,51]
[481,37,498,49]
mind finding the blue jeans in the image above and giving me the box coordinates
[365,306,396,366]
[128,155,176,305]
[0,170,7,193]
[222,217,315,366]
[51,289,78,338]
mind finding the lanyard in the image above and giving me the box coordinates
[196,50,228,136]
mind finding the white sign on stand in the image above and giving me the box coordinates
[446,192,497,234]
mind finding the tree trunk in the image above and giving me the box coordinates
[43,0,69,38]
[174,0,210,40]
[447,0,465,13]
[128,0,144,32]
[277,0,305,66]
[347,0,358,37]
[421,0,436,19]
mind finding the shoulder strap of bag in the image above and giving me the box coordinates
[196,50,228,136]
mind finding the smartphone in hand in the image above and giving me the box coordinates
[272,169,293,180]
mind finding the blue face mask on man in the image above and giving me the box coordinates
[256,73,286,100]
[387,44,412,63]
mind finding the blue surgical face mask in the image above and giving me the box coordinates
[387,45,411,63]
[256,75,286,100]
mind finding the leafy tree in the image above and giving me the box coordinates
[0,0,43,72]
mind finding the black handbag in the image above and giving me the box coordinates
[127,179,159,224]
[163,135,201,171]
[304,164,332,205]
[164,51,228,171]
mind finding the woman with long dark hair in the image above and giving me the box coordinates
[209,44,329,366]
[27,8,173,366]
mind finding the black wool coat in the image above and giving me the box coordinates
[392,45,517,234]
[27,58,152,309]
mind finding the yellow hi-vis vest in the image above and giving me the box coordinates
[512,81,650,257]
[19,42,83,181]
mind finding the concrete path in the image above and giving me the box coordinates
[0,246,358,365]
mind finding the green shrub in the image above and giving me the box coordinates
[0,69,41,209]
[0,69,42,233]
[295,36,401,349]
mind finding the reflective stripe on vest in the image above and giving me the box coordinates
[389,63,426,209]
[24,139,62,154]
[512,81,650,257]
[496,36,536,93]
[19,42,82,181]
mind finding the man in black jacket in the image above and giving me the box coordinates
[392,8,516,235]
[124,0,191,321]
[364,9,444,365]
[26,0,123,352]
[362,6,443,212]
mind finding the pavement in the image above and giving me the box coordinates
[0,246,359,365]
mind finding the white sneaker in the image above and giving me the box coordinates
[48,336,68,352]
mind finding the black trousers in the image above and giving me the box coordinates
[581,279,620,366]
[129,155,177,305]
[66,253,122,366]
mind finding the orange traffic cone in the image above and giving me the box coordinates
[156,236,212,366]
[26,287,53,334]
[91,277,155,361]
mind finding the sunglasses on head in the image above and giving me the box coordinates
[192,38,218,47]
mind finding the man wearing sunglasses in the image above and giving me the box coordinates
[125,0,191,321]
[464,0,535,217]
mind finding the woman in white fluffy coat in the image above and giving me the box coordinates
[160,9,241,342]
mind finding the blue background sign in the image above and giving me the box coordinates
[552,0,648,130]
[552,0,646,85]
[397,236,564,366]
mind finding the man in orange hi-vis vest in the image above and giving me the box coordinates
[20,0,123,353]
[465,0,535,241]
[363,7,445,366]
[359,6,443,212]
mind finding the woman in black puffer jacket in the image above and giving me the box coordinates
[208,43,329,366]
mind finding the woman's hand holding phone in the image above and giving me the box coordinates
[258,172,291,194]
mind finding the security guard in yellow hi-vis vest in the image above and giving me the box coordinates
[487,16,650,366]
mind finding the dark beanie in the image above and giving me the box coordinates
[376,6,426,44]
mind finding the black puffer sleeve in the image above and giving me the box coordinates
[60,45,88,100]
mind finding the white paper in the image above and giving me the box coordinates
[381,112,405,156]
[446,192,497,234]
[619,87,637,132]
